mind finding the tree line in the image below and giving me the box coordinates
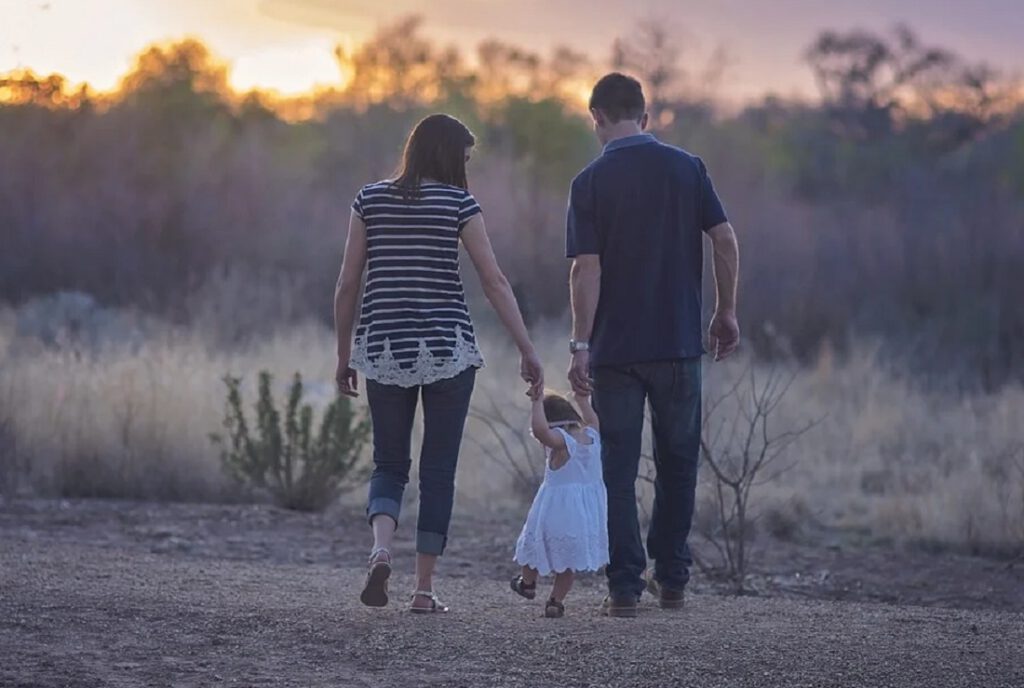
[1,19,1022,388]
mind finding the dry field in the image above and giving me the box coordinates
[1,305,1022,555]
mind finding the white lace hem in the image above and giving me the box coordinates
[351,325,485,388]
[514,533,610,576]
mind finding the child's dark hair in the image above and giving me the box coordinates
[589,72,645,123]
[543,393,583,427]
[392,113,475,199]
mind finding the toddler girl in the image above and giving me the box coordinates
[510,390,608,617]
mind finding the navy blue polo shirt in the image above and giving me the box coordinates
[566,133,728,367]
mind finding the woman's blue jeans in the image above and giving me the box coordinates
[364,367,476,556]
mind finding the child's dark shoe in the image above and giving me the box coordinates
[510,575,537,600]
[544,598,565,618]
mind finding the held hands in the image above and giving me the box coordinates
[568,350,592,395]
[520,349,544,400]
[709,310,740,361]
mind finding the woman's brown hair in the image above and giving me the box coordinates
[543,393,583,426]
[392,113,475,198]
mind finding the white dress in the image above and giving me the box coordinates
[513,427,609,575]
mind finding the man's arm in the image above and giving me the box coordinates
[707,221,740,361]
[571,255,601,342]
[568,254,601,393]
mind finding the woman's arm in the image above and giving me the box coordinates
[573,393,600,433]
[531,394,566,451]
[334,210,368,397]
[461,213,544,396]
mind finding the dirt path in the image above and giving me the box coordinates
[1,500,1022,687]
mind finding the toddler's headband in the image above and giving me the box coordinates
[547,420,579,429]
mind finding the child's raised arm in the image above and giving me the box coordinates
[573,392,600,432]
[531,393,566,450]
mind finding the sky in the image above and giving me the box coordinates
[2,0,1023,102]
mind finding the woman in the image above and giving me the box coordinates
[334,114,544,614]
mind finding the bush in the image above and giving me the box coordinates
[211,370,371,511]
[695,366,818,591]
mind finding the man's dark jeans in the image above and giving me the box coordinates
[365,367,476,556]
[593,358,701,598]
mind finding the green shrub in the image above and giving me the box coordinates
[211,371,371,511]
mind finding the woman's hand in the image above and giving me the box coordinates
[520,349,544,399]
[336,359,359,398]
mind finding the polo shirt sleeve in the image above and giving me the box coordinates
[698,159,728,231]
[566,171,599,257]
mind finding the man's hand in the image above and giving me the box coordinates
[709,310,740,361]
[568,350,592,395]
[336,359,359,397]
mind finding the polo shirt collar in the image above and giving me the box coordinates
[603,132,657,154]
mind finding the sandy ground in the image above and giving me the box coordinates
[1,499,1022,688]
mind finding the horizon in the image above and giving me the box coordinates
[2,0,1023,104]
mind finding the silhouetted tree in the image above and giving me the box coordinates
[806,24,1012,147]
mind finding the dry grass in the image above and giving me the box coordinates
[0,303,1021,554]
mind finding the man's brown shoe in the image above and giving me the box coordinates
[647,577,685,609]
[602,594,639,618]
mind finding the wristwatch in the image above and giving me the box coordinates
[569,340,590,353]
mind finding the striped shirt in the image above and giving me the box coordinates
[350,180,485,387]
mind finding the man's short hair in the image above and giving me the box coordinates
[589,73,646,123]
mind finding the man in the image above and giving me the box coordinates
[566,73,740,617]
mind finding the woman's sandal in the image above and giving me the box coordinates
[510,575,537,600]
[359,547,392,608]
[544,598,565,618]
[410,590,449,614]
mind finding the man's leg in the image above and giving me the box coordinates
[643,358,702,592]
[592,364,647,600]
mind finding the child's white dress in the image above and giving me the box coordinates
[514,427,609,575]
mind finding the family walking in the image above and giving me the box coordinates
[334,73,740,617]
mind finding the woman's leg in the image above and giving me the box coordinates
[412,368,476,605]
[370,513,396,555]
[551,570,575,602]
[364,380,419,548]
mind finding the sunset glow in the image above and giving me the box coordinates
[2,0,1023,101]
[228,37,346,95]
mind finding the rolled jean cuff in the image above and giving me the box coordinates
[367,497,401,527]
[416,530,447,556]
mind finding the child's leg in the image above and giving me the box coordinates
[521,565,539,585]
[551,570,575,602]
